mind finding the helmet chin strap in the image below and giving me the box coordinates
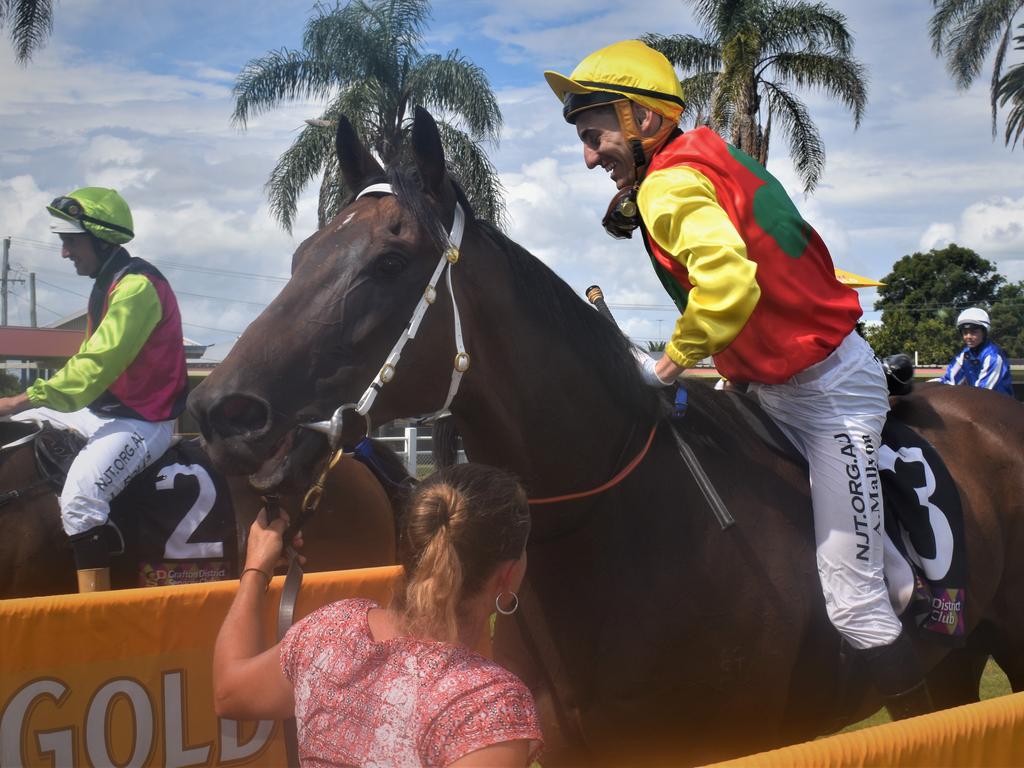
[612,100,677,178]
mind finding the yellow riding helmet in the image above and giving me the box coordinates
[544,40,685,124]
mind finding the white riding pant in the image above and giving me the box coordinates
[12,407,175,537]
[750,331,904,650]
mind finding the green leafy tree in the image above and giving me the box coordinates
[232,0,505,232]
[0,0,52,63]
[990,280,1024,356]
[865,315,958,365]
[643,0,867,193]
[866,243,1007,363]
[0,371,21,396]
[647,340,667,352]
[929,0,1024,136]
[997,24,1024,146]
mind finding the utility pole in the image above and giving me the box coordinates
[1,237,8,326]
[29,272,37,328]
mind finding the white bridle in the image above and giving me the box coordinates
[302,183,469,448]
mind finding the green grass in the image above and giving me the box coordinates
[841,658,1013,733]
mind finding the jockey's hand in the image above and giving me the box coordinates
[633,349,682,388]
[0,392,32,419]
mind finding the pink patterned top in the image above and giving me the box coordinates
[279,598,543,767]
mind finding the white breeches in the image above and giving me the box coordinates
[13,406,175,536]
[751,331,904,650]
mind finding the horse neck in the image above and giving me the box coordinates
[448,237,649,497]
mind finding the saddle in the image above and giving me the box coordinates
[34,424,86,490]
[5,423,238,588]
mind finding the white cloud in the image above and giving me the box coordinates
[920,222,956,251]
[913,196,1024,280]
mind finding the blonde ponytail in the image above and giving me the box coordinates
[395,464,530,643]
[402,486,465,641]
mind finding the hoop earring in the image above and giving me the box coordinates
[495,591,519,616]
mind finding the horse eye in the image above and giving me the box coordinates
[376,252,407,278]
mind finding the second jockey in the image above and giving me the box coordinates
[0,187,187,592]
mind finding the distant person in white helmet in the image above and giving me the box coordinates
[936,308,1014,397]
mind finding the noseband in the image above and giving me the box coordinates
[303,183,468,449]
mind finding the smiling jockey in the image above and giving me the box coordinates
[546,40,933,718]
[0,187,187,592]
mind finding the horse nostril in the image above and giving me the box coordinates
[209,394,272,439]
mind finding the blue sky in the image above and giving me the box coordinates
[1,0,1022,358]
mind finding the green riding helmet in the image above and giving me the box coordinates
[46,187,135,245]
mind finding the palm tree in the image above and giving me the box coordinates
[233,0,505,233]
[643,0,867,194]
[929,0,1024,136]
[997,24,1024,146]
[1,0,53,63]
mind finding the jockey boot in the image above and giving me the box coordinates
[862,630,934,721]
[69,528,112,593]
[77,568,111,593]
[884,680,935,721]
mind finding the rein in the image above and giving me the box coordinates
[0,423,64,510]
[528,423,658,505]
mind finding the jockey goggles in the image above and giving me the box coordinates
[49,196,134,241]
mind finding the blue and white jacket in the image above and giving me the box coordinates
[938,340,1015,397]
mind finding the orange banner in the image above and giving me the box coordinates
[0,567,402,767]
[709,692,1024,767]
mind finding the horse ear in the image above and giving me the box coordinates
[335,115,384,194]
[411,106,447,195]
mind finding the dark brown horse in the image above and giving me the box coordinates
[0,420,397,599]
[188,107,1024,765]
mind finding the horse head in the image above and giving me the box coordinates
[189,107,479,491]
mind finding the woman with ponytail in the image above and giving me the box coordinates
[213,463,541,767]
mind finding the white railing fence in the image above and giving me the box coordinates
[375,426,466,478]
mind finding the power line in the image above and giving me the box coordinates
[182,320,245,336]
[176,289,269,307]
[5,240,290,284]
[35,277,89,299]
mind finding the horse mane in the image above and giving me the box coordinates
[475,221,667,424]
[379,165,666,425]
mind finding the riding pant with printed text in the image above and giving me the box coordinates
[12,406,174,536]
[750,331,904,650]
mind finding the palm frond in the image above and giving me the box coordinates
[944,0,1022,88]
[408,52,502,140]
[762,1,854,57]
[433,121,507,230]
[763,81,824,193]
[1,0,53,63]
[232,49,338,126]
[766,51,867,126]
[998,28,1024,145]
[642,32,722,72]
[679,71,719,126]
[265,122,334,233]
[686,0,758,38]
[988,19,1017,133]
[302,3,381,78]
[266,84,380,231]
[929,0,979,54]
